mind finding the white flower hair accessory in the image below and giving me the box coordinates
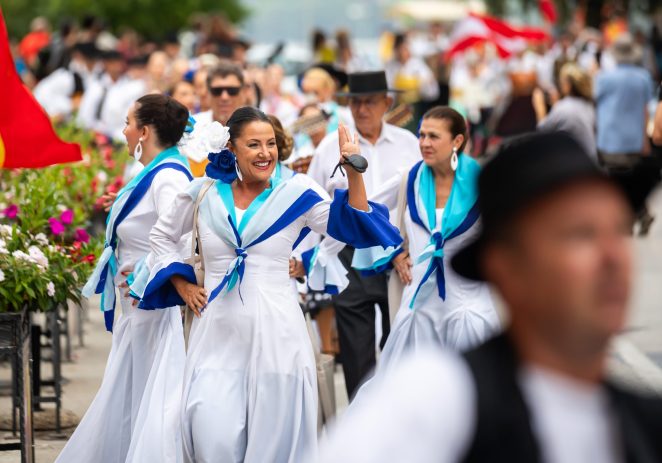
[179,120,231,163]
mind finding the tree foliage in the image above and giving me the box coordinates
[1,0,249,40]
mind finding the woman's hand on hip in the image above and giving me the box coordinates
[172,275,207,317]
[289,258,306,279]
[119,268,138,306]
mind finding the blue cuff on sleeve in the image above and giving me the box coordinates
[327,189,403,250]
[139,262,197,310]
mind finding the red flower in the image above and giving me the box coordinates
[2,204,18,219]
[60,209,74,225]
[74,228,90,243]
[83,254,96,264]
[48,218,65,235]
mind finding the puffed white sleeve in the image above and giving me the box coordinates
[317,350,476,463]
[128,169,193,301]
[133,179,206,309]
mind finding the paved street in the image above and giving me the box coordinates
[2,186,662,462]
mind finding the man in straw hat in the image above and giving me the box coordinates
[318,131,662,462]
[308,71,420,399]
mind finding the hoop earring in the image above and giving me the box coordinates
[134,138,144,162]
[235,162,243,181]
[450,147,458,171]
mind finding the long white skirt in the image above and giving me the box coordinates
[55,295,186,463]
[182,270,317,463]
[378,297,498,376]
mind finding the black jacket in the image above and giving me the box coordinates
[461,334,662,463]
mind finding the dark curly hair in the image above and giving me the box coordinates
[134,94,189,147]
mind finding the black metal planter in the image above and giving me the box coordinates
[0,308,35,463]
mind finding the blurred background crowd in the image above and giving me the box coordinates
[7,0,662,357]
[8,1,662,165]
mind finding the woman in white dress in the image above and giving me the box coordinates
[137,107,401,462]
[352,106,500,377]
[57,94,193,463]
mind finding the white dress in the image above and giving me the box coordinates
[142,177,399,463]
[56,168,190,463]
[151,185,328,462]
[363,172,499,375]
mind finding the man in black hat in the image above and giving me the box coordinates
[318,131,662,462]
[308,71,420,399]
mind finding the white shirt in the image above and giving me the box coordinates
[33,63,101,118]
[520,365,621,463]
[33,68,77,117]
[307,123,420,200]
[77,74,146,142]
[319,349,623,463]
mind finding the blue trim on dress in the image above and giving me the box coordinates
[139,262,197,310]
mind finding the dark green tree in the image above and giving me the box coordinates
[1,0,249,39]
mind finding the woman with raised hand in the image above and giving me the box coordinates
[57,94,193,462]
[352,106,499,378]
[137,107,401,462]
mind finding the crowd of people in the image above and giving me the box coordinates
[9,10,662,463]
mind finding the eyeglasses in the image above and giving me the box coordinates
[209,86,242,97]
[348,97,385,108]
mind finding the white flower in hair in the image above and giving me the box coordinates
[179,120,230,163]
[206,122,230,152]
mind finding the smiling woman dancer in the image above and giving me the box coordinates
[135,106,402,462]
[56,94,193,463]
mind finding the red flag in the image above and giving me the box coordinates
[0,8,81,168]
[539,0,558,23]
[446,14,551,60]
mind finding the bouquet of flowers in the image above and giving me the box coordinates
[0,124,130,313]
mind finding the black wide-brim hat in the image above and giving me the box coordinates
[336,71,402,97]
[451,131,661,282]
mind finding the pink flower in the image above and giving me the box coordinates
[3,204,18,219]
[60,209,74,225]
[48,218,65,236]
[74,228,90,243]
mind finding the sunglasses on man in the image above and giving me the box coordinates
[209,86,243,97]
